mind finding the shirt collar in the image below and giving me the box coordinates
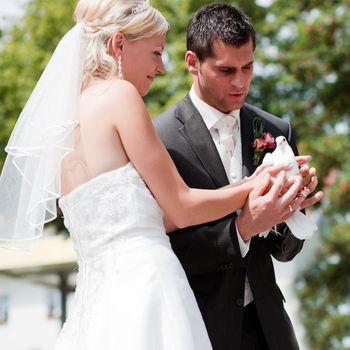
[189,86,240,130]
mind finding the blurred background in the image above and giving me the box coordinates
[0,0,349,349]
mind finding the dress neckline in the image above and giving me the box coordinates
[60,161,133,202]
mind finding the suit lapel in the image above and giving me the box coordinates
[240,105,258,177]
[175,98,264,186]
[176,96,229,188]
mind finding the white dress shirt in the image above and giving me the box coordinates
[189,87,254,306]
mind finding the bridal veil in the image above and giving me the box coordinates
[0,23,85,248]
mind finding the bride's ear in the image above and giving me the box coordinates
[109,32,124,58]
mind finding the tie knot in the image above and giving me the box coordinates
[214,114,237,136]
[214,114,238,153]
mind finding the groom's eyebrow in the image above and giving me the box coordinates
[217,60,254,69]
[243,60,254,67]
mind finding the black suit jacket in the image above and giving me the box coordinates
[154,95,302,350]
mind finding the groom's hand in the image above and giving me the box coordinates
[236,171,303,241]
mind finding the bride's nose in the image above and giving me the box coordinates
[156,59,165,75]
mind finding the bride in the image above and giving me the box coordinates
[0,1,299,349]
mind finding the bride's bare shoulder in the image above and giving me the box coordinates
[83,79,140,102]
[80,79,143,118]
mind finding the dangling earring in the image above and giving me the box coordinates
[117,55,123,79]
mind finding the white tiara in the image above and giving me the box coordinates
[131,1,151,15]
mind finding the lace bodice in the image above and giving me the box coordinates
[55,162,213,350]
[59,162,165,262]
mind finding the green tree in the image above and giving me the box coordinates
[0,0,76,169]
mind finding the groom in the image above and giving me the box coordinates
[154,3,321,350]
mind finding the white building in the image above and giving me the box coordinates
[0,233,77,350]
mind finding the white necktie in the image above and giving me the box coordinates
[214,115,239,179]
[215,115,237,153]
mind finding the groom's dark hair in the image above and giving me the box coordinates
[187,3,256,62]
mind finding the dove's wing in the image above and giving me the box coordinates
[285,211,317,240]
[262,152,274,164]
[260,211,317,240]
[273,145,299,178]
[284,144,299,175]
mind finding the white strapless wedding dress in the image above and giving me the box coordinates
[54,162,212,350]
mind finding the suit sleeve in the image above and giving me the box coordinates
[169,216,246,276]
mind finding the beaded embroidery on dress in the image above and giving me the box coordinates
[54,162,212,350]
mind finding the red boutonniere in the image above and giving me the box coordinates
[251,117,275,165]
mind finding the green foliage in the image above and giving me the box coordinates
[0,0,75,169]
[0,1,350,347]
[296,221,350,349]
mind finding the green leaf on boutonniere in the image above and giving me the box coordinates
[251,117,275,165]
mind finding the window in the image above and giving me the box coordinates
[0,295,9,324]
[47,291,61,319]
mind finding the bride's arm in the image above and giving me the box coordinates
[103,81,274,230]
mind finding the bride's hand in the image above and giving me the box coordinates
[248,155,312,193]
[250,155,312,180]
[245,164,284,196]
[248,163,289,180]
[295,155,311,166]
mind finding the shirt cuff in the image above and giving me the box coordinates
[235,220,250,258]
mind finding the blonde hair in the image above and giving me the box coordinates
[74,0,169,89]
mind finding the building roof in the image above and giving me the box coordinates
[0,234,76,277]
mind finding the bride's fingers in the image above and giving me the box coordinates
[251,173,271,197]
[250,162,273,177]
[299,191,324,210]
[265,165,291,177]
[301,167,318,190]
[257,164,290,177]
[299,165,310,186]
[306,173,318,192]
[296,155,311,165]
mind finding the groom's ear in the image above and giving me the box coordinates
[185,50,199,76]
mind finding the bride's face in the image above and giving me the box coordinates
[121,34,166,96]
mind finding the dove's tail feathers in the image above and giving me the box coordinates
[285,211,317,240]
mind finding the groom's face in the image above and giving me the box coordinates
[190,39,254,113]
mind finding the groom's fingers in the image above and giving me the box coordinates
[289,190,310,212]
[279,175,303,205]
[264,170,286,200]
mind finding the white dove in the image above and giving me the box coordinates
[263,136,299,179]
[260,136,317,240]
